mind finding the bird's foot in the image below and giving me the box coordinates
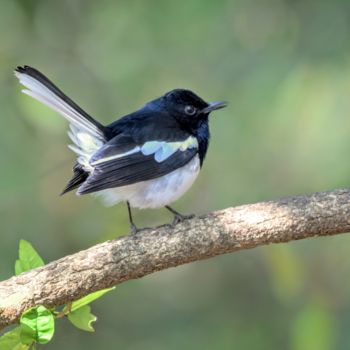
[130,223,140,235]
[130,224,153,235]
[165,205,195,227]
[171,213,195,227]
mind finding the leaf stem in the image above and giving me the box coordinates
[54,302,72,319]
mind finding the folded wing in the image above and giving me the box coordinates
[77,134,198,194]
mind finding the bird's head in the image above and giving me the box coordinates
[154,89,227,128]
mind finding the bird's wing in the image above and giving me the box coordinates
[77,133,198,194]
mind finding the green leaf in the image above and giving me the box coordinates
[70,287,115,312]
[68,305,97,332]
[15,240,45,275]
[0,327,29,350]
[20,306,55,345]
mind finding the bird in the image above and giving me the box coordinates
[15,66,227,233]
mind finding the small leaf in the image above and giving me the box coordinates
[15,240,44,275]
[20,306,55,345]
[71,287,115,312]
[68,305,97,332]
[0,327,29,350]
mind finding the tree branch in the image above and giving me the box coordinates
[1,188,350,330]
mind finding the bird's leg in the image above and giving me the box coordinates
[165,205,195,226]
[127,201,139,234]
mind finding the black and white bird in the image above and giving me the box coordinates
[15,66,226,233]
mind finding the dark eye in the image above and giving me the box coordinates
[184,105,197,116]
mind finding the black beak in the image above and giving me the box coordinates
[202,101,227,114]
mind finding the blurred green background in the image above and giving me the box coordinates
[1,0,350,348]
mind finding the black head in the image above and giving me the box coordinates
[154,89,227,128]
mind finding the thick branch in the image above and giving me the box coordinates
[1,188,350,330]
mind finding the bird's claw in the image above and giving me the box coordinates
[130,224,154,235]
[130,223,140,235]
[171,213,195,227]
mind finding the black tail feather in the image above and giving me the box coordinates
[15,65,111,139]
[61,164,88,195]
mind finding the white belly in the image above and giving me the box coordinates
[93,155,200,209]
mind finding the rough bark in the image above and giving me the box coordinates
[1,188,350,330]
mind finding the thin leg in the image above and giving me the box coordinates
[165,205,195,226]
[127,201,138,234]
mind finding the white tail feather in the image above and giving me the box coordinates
[67,124,103,171]
[15,68,106,172]
[15,71,105,141]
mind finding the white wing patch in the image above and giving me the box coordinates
[89,136,198,167]
[90,146,141,166]
[145,136,198,163]
[141,141,164,155]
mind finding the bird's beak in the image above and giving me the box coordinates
[202,101,227,114]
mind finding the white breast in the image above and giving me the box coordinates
[94,155,200,209]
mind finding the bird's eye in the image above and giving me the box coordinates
[184,105,197,116]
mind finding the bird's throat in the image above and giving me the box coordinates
[193,119,210,166]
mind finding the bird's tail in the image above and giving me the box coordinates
[14,66,108,141]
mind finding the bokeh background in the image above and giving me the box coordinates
[1,0,350,349]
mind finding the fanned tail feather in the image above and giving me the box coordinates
[15,65,109,194]
[15,65,108,141]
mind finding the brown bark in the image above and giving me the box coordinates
[1,188,350,330]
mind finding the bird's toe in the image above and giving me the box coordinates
[171,213,195,227]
